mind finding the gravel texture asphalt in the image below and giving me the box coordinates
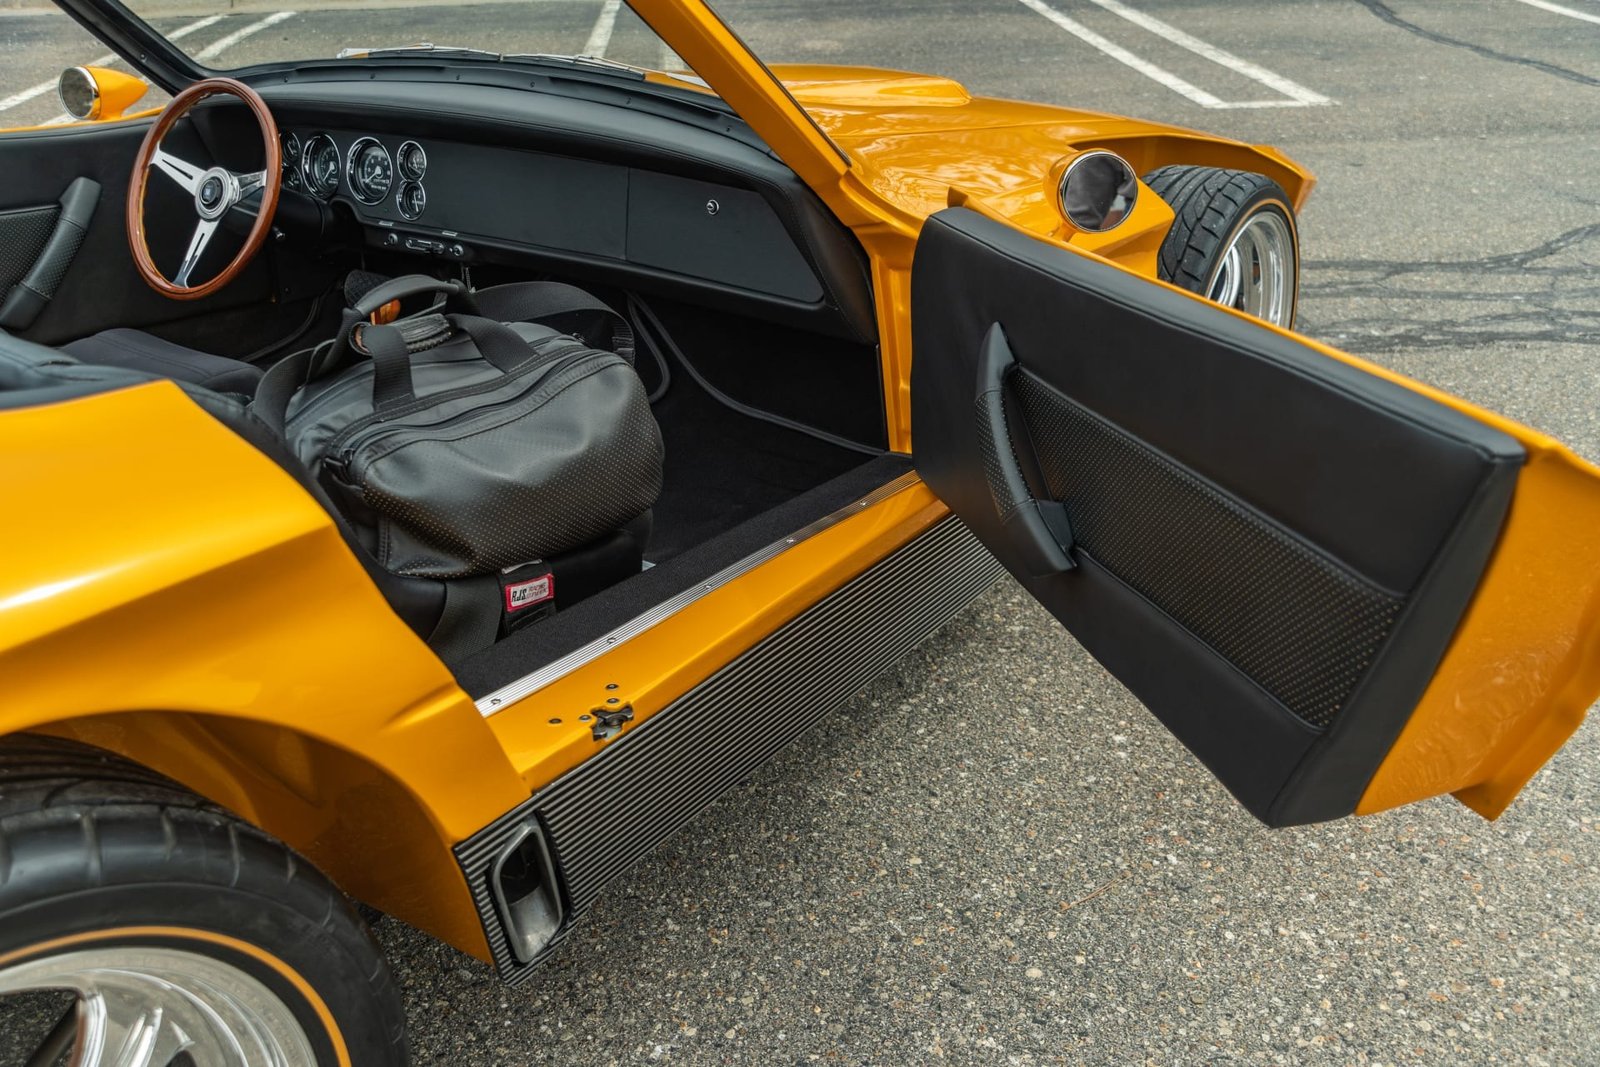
[3,1,1599,1064]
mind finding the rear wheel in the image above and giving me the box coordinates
[0,734,407,1066]
[1143,165,1300,328]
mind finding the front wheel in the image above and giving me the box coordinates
[0,734,407,1066]
[1143,165,1300,329]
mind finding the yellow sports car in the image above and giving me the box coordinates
[3,1,1598,1062]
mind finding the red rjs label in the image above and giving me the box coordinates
[505,573,555,612]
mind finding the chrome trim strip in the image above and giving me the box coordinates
[477,470,924,717]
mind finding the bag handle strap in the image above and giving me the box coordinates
[353,275,478,319]
[356,312,536,414]
[250,286,582,434]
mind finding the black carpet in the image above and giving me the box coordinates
[642,334,874,562]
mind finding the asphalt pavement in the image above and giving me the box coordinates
[3,1,1599,1063]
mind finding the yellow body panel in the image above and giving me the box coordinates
[0,381,527,958]
[1359,449,1600,817]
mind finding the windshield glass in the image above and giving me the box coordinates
[118,1,709,86]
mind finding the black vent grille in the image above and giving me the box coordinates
[1014,371,1403,728]
[456,516,1004,983]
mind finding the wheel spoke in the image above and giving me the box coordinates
[2,948,312,1067]
[1209,208,1295,327]
[1210,243,1242,308]
[173,218,219,288]
[149,148,203,195]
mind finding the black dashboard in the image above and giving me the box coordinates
[254,78,876,342]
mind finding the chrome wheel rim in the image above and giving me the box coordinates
[1206,206,1297,327]
[0,945,316,1067]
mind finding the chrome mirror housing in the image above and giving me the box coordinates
[1059,150,1138,232]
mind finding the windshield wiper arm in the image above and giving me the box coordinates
[334,44,650,80]
[503,52,645,76]
[336,43,502,60]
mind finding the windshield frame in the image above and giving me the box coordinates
[50,0,851,191]
[54,0,720,104]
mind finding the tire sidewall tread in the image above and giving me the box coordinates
[1143,165,1299,328]
[0,735,408,1066]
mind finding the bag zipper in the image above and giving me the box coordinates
[324,342,604,480]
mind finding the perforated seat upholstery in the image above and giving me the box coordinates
[63,328,263,397]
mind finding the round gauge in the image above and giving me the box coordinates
[301,133,339,198]
[280,131,302,189]
[396,180,426,221]
[397,140,427,181]
[346,137,393,206]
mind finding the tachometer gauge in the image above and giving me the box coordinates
[301,133,339,198]
[396,180,426,221]
[346,137,393,206]
[397,140,427,181]
[281,131,302,189]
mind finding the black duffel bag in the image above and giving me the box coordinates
[254,276,663,581]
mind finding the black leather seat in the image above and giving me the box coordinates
[62,328,263,397]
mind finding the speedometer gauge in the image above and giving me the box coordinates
[301,134,339,198]
[346,138,393,206]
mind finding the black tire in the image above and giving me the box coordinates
[0,733,408,1066]
[1143,165,1300,327]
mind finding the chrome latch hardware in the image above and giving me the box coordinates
[590,703,634,741]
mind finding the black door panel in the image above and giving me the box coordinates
[0,176,100,330]
[0,120,271,346]
[0,204,63,294]
[911,207,1524,826]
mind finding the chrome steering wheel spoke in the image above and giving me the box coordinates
[149,147,204,195]
[173,218,220,288]
[234,169,268,201]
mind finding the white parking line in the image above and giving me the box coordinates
[1080,0,1331,105]
[0,12,223,113]
[1012,0,1332,108]
[581,0,622,57]
[1011,0,1227,108]
[193,11,296,63]
[1511,0,1600,25]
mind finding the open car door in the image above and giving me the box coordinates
[912,206,1600,827]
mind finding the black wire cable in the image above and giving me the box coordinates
[626,297,673,404]
[241,293,326,366]
[626,294,883,458]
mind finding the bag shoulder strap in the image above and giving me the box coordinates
[427,574,503,660]
[471,281,634,363]
[250,342,321,436]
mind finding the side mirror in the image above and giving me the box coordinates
[1058,150,1139,233]
[57,65,149,122]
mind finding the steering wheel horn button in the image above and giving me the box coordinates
[194,167,238,220]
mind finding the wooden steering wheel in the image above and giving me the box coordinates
[127,77,281,300]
